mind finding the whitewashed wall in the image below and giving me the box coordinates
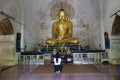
[102,0,120,34]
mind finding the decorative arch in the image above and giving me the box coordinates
[0,18,14,35]
[111,15,120,35]
[50,2,74,20]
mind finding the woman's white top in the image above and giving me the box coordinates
[53,58,62,65]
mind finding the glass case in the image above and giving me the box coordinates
[18,54,44,65]
[82,54,89,64]
[88,53,95,64]
[73,53,82,64]
[73,52,101,64]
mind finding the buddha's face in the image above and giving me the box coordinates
[57,11,68,21]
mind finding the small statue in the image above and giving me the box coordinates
[66,48,71,54]
[46,9,79,45]
[53,48,57,54]
[59,42,65,53]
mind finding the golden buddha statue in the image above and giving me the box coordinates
[46,9,79,45]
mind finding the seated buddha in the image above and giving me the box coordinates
[46,9,79,45]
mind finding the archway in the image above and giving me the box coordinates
[110,14,120,64]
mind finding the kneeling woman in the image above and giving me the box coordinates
[53,52,62,73]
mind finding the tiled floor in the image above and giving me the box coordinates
[0,64,120,80]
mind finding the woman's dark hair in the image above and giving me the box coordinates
[56,52,60,62]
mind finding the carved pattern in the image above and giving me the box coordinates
[50,2,74,20]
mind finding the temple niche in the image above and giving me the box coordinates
[49,1,88,46]
[45,1,89,52]
[0,18,15,66]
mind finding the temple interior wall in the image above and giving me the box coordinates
[0,0,120,65]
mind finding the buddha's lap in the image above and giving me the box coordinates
[46,38,79,44]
